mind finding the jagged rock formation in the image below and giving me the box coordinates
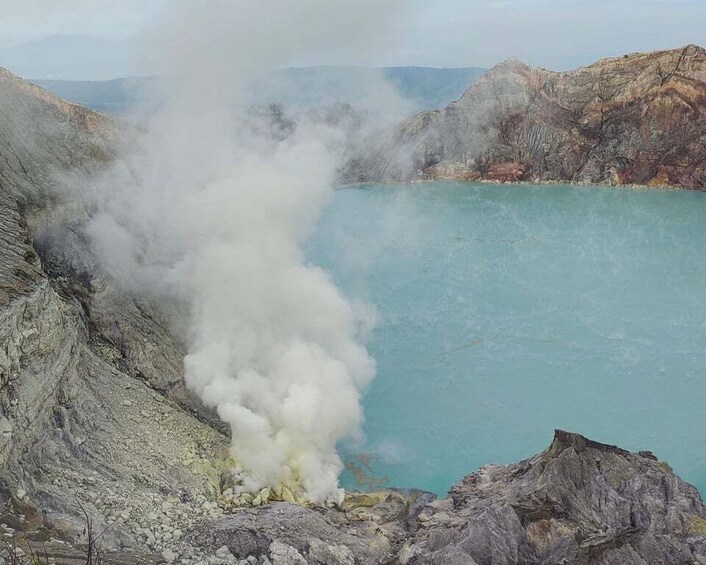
[399,430,706,564]
[346,44,706,190]
[1,63,706,564]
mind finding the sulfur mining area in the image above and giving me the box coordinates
[1,58,706,565]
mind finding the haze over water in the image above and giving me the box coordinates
[308,181,706,496]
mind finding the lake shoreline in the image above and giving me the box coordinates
[337,177,705,193]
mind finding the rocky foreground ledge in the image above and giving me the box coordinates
[4,431,705,564]
[187,430,706,565]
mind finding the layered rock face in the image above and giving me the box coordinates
[0,67,231,562]
[1,64,706,564]
[346,45,706,190]
[399,430,706,564]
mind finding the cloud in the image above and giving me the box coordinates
[0,0,162,15]
[399,0,706,69]
[0,0,167,45]
[1,0,704,68]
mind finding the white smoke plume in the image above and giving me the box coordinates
[84,0,404,504]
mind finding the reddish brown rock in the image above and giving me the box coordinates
[347,45,706,190]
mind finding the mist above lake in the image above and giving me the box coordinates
[309,181,706,496]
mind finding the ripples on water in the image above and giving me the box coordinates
[307,181,706,495]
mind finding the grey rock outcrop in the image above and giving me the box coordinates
[399,430,706,564]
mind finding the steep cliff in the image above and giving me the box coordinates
[0,67,231,562]
[346,45,706,190]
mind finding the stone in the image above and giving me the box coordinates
[215,545,232,558]
[162,548,178,562]
[307,539,355,565]
[259,488,271,504]
[260,488,272,504]
[341,492,388,511]
[146,531,156,547]
[281,487,296,504]
[272,485,284,500]
[268,541,306,565]
[0,418,12,438]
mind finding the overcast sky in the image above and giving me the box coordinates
[0,0,704,70]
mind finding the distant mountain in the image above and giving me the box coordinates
[32,66,486,118]
[30,77,151,116]
[246,66,487,115]
[347,45,706,190]
[383,67,486,110]
[0,35,134,80]
[8,34,486,115]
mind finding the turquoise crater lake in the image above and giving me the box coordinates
[307,181,706,496]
